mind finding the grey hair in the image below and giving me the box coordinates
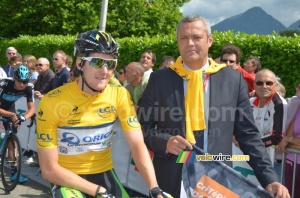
[255,69,277,82]
[6,46,17,53]
[176,14,212,36]
[132,62,145,77]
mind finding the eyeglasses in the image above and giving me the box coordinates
[35,63,44,67]
[255,81,275,86]
[16,79,28,85]
[52,58,59,61]
[244,62,253,66]
[119,71,124,75]
[221,59,236,64]
[80,57,117,70]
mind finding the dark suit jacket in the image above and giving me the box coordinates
[34,68,55,94]
[138,67,278,197]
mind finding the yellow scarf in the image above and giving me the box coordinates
[170,57,226,143]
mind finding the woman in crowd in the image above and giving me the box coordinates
[23,55,38,84]
[67,66,80,83]
[117,65,127,86]
[277,83,300,197]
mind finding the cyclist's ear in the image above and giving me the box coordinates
[76,59,84,71]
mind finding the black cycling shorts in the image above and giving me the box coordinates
[50,169,129,198]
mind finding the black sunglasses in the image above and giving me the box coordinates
[80,57,117,70]
[255,81,275,86]
[35,63,44,67]
[221,59,236,64]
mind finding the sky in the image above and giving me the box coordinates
[180,0,300,27]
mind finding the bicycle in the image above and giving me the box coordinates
[0,116,22,191]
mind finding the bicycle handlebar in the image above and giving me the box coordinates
[27,113,36,128]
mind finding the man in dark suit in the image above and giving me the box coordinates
[138,14,290,198]
[34,57,55,99]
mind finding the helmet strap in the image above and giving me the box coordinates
[81,72,101,92]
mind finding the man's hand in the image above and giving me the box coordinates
[232,135,239,147]
[166,135,192,155]
[34,91,44,99]
[149,187,173,198]
[14,114,26,125]
[266,182,290,198]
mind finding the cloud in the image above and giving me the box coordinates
[181,0,300,27]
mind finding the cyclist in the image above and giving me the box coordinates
[0,65,35,183]
[37,30,169,198]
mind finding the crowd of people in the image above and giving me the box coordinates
[0,14,298,198]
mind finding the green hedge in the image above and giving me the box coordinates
[0,31,299,97]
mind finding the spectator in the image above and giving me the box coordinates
[137,14,290,197]
[249,69,287,165]
[220,44,256,97]
[159,56,175,69]
[140,50,156,79]
[9,55,23,73]
[277,81,286,98]
[23,55,38,84]
[51,50,70,89]
[243,55,261,76]
[66,55,73,71]
[117,65,128,86]
[67,66,80,83]
[4,47,18,77]
[125,62,147,108]
[34,57,55,99]
[277,91,300,197]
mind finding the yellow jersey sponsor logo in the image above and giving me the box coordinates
[127,116,140,128]
[97,106,116,118]
[37,132,53,147]
[48,89,62,97]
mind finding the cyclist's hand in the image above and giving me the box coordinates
[96,186,115,198]
[15,114,26,125]
[149,187,173,198]
[96,191,115,198]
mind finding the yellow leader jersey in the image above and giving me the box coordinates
[36,81,140,174]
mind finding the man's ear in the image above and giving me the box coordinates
[76,58,83,71]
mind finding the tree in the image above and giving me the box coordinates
[0,0,189,39]
[106,0,189,38]
[0,0,100,38]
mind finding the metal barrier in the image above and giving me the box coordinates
[280,147,300,198]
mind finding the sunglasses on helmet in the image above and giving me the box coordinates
[80,57,117,70]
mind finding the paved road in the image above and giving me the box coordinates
[0,161,50,197]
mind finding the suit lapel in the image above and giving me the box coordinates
[171,71,186,136]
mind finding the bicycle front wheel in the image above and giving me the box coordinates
[1,133,22,191]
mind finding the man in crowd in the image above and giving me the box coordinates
[138,14,290,197]
[34,57,55,99]
[51,50,70,89]
[220,44,257,97]
[125,62,147,108]
[4,47,18,77]
[159,56,175,69]
[140,50,156,79]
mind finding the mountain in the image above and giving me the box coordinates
[211,7,287,35]
[288,20,300,30]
